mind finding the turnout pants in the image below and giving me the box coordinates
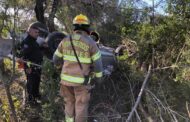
[60,84,90,122]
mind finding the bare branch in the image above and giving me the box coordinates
[186,101,190,119]
[146,89,189,121]
[139,103,155,122]
[126,65,152,122]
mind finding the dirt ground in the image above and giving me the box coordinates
[0,69,44,122]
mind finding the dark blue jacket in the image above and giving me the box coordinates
[21,35,43,66]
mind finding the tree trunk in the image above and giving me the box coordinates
[35,0,46,24]
[48,0,59,32]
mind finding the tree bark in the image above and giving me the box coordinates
[126,65,152,122]
[48,0,59,32]
[35,0,46,24]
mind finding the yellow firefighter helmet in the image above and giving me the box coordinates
[73,14,90,25]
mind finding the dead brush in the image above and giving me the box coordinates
[88,63,138,122]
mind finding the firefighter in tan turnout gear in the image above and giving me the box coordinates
[53,14,103,122]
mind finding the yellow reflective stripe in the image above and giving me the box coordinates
[92,51,101,61]
[61,74,85,83]
[95,72,103,78]
[55,50,63,58]
[65,116,74,122]
[27,61,31,67]
[63,55,91,63]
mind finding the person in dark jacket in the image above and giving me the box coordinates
[21,22,48,104]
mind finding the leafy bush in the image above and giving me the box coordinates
[40,58,64,121]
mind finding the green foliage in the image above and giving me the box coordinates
[40,58,63,121]
[1,0,190,121]
[89,61,144,121]
[142,71,190,121]
[114,1,190,120]
[0,96,21,122]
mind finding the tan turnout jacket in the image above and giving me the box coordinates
[53,31,103,86]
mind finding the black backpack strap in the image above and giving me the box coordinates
[69,35,83,70]
[69,35,90,85]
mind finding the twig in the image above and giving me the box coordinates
[126,65,152,122]
[152,64,178,71]
[157,78,178,121]
[139,103,154,122]
[135,110,141,122]
[110,78,119,98]
[146,88,177,122]
[186,101,190,119]
[175,43,186,64]
[146,89,189,121]
[126,74,141,122]
[159,82,187,121]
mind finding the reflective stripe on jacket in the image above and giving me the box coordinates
[65,116,74,122]
[53,32,103,85]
